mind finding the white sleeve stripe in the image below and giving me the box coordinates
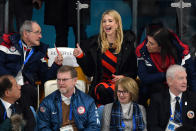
[0,45,20,55]
[181,54,191,65]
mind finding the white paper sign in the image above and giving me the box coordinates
[47,47,79,67]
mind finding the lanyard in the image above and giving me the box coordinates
[24,49,34,65]
[133,115,136,131]
[60,98,73,121]
[121,120,125,128]
[121,115,136,130]
[170,100,182,122]
[2,105,15,120]
[69,105,72,121]
[121,103,133,129]
[18,40,34,65]
[1,100,7,120]
[3,110,6,120]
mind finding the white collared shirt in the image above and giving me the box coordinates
[169,90,182,115]
[0,98,12,118]
[61,94,71,105]
[61,88,75,105]
[15,41,32,86]
[22,42,32,61]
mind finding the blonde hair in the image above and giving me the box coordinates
[115,77,139,102]
[99,10,123,54]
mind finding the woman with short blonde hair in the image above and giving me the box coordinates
[114,77,139,102]
[101,77,147,131]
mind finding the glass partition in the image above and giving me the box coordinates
[134,0,196,46]
[1,0,196,47]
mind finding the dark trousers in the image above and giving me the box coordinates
[0,1,5,34]
[8,0,33,32]
[55,24,87,47]
[21,84,37,110]
[90,82,115,106]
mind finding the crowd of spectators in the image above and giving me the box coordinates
[0,1,196,130]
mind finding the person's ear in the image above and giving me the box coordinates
[167,77,172,87]
[23,30,29,37]
[115,22,119,30]
[73,77,78,83]
[4,90,10,97]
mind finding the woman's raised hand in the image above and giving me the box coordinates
[112,74,125,82]
[73,43,83,57]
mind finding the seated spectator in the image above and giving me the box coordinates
[0,75,36,131]
[147,65,196,131]
[37,65,100,130]
[73,9,137,106]
[0,20,63,109]
[101,77,147,131]
[136,24,196,106]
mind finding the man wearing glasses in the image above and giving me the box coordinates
[0,20,63,109]
[38,65,100,130]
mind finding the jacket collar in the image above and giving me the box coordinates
[55,88,79,102]
[9,33,48,55]
[136,32,189,59]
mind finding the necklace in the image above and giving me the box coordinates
[109,43,113,48]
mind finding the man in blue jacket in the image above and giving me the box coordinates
[37,65,100,130]
[0,20,63,109]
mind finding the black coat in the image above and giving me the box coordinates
[77,30,137,88]
[147,89,196,131]
[44,0,90,26]
[0,99,36,131]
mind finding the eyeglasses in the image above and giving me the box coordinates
[27,30,42,35]
[57,78,72,82]
[117,90,129,95]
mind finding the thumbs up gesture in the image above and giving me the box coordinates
[73,43,83,57]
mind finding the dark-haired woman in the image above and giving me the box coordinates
[136,26,196,104]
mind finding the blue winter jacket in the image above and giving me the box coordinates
[0,33,59,85]
[136,32,196,92]
[37,88,100,131]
